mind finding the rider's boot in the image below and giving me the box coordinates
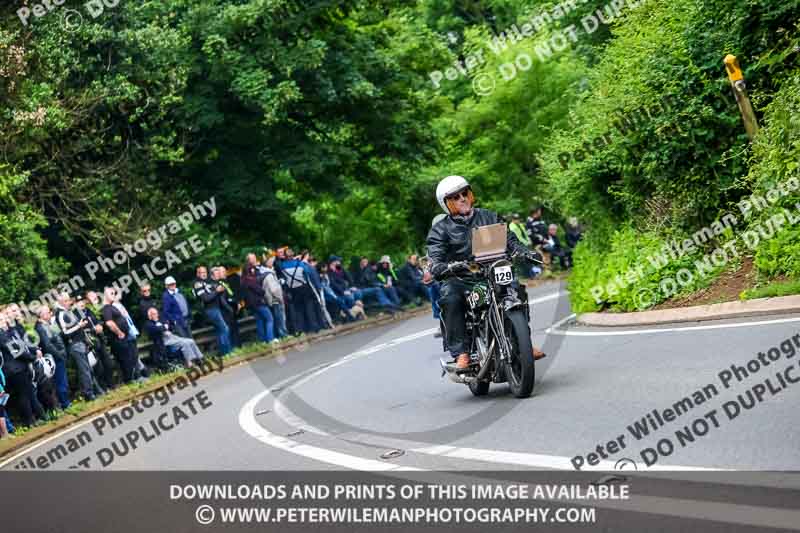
[533,346,546,360]
[455,353,471,371]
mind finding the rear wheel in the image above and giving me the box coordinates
[504,310,535,398]
[468,380,490,396]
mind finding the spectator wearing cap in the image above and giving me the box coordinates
[326,255,355,305]
[374,256,403,306]
[55,292,105,401]
[329,255,377,315]
[526,206,548,246]
[509,213,532,247]
[162,276,191,338]
[354,257,401,312]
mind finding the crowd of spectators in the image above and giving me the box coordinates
[0,247,434,438]
[518,207,582,274]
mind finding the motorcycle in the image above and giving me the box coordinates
[438,251,537,398]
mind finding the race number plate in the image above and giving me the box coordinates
[494,265,513,285]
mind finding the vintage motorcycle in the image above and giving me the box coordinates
[436,251,537,398]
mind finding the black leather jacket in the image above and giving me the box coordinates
[426,208,531,281]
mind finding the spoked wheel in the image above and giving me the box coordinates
[504,310,535,398]
[468,379,490,396]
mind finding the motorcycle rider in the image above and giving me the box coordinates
[426,176,545,371]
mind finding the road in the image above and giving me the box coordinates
[3,280,800,531]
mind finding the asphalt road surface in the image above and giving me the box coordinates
[4,281,800,531]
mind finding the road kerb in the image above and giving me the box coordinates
[578,295,800,327]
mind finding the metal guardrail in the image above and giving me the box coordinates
[137,315,257,356]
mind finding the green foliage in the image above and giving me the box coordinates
[0,165,67,303]
[2,0,800,314]
[568,226,710,313]
[741,71,800,278]
[742,278,800,300]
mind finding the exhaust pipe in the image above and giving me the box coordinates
[440,358,474,384]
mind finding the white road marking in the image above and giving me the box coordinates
[548,315,800,336]
[529,291,567,304]
[239,389,420,472]
[544,313,576,334]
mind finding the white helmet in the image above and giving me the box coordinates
[435,175,470,214]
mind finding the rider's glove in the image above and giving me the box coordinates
[446,261,469,274]
[524,250,543,264]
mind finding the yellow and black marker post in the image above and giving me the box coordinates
[724,54,759,140]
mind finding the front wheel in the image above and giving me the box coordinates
[504,310,535,398]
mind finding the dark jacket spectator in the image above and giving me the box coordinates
[397,255,428,302]
[328,262,354,297]
[35,320,67,362]
[137,285,159,326]
[526,208,548,246]
[240,266,269,309]
[357,262,383,288]
[162,283,190,337]
[145,318,168,360]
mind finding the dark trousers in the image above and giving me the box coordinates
[68,341,98,398]
[401,281,428,303]
[222,309,241,347]
[110,337,137,383]
[90,338,116,388]
[426,282,441,320]
[288,285,322,334]
[35,378,59,412]
[544,245,573,269]
[7,370,43,426]
[53,356,70,408]
[439,279,473,358]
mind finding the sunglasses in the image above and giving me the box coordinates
[446,188,470,201]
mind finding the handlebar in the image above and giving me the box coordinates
[511,250,543,265]
[446,260,471,274]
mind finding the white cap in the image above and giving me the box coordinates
[379,255,392,264]
[164,276,177,285]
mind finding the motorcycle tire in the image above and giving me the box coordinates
[468,380,490,396]
[505,309,535,398]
